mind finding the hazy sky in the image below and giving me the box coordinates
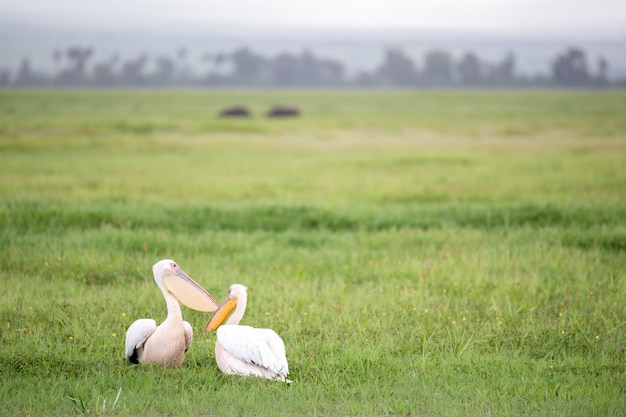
[1,0,626,35]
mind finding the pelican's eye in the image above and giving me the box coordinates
[171,263,177,269]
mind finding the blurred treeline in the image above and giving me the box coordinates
[2,45,620,88]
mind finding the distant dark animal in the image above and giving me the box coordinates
[266,106,300,118]
[219,106,251,118]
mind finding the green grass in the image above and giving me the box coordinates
[0,89,625,416]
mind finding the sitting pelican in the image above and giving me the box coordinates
[204,284,290,382]
[125,259,219,367]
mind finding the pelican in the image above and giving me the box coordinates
[204,284,290,382]
[125,259,219,367]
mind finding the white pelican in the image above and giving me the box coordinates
[125,259,219,367]
[204,284,290,382]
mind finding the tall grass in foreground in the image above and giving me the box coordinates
[0,90,625,416]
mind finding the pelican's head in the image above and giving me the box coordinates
[204,284,247,333]
[152,259,219,312]
[226,284,248,300]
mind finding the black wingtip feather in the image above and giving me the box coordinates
[128,351,140,364]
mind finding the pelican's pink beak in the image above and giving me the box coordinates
[162,266,219,312]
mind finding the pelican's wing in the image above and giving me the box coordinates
[183,321,193,353]
[125,318,157,363]
[257,328,288,375]
[216,325,289,377]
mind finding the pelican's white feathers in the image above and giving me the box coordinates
[125,318,157,363]
[216,325,289,378]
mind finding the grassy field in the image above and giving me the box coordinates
[0,89,625,416]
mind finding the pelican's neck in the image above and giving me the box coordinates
[226,295,247,325]
[162,287,183,323]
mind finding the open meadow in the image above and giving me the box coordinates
[0,89,625,416]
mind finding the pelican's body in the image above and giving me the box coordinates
[125,259,219,367]
[204,284,290,382]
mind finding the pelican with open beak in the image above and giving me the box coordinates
[125,259,219,367]
[204,284,290,382]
